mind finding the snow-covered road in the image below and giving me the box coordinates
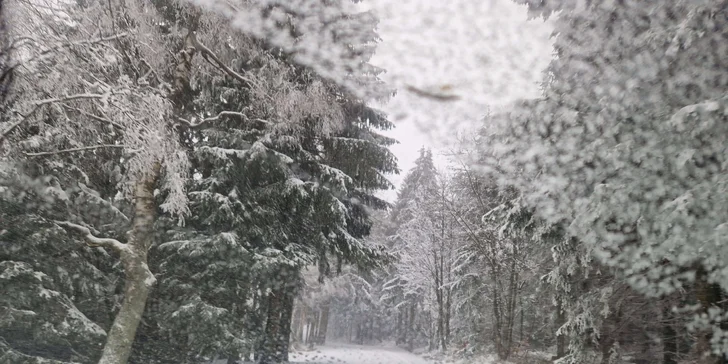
[289,343,432,364]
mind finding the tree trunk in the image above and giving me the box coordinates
[662,299,677,364]
[96,14,198,364]
[445,291,451,350]
[98,166,160,364]
[503,258,518,359]
[491,267,504,359]
[400,306,406,345]
[308,311,318,346]
[599,305,621,364]
[435,251,445,352]
[693,270,723,364]
[554,295,566,360]
[278,291,295,362]
[259,288,284,364]
[291,303,301,345]
[318,302,330,345]
[519,296,524,345]
[407,301,416,351]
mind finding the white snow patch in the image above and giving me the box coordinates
[288,343,433,364]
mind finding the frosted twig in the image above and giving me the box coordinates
[405,85,461,101]
[33,93,106,106]
[0,119,28,142]
[139,58,162,84]
[61,104,125,130]
[37,33,129,58]
[54,220,130,254]
[25,144,129,156]
[192,35,258,87]
[177,110,257,129]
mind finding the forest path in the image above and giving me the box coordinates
[289,343,432,364]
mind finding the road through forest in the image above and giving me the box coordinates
[289,343,433,364]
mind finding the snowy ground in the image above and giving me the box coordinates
[289,343,432,364]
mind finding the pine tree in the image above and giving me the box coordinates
[383,148,448,351]
[0,171,114,363]
[138,5,397,363]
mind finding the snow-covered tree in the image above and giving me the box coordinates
[382,149,458,353]
[483,1,728,362]
[132,3,397,362]
[188,0,393,101]
[0,172,114,363]
[0,0,198,361]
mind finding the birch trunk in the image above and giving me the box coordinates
[98,164,160,364]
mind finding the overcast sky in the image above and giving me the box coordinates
[363,0,556,202]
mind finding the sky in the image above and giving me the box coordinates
[362,0,556,202]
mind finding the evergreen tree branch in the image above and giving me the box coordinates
[177,110,248,129]
[54,220,130,254]
[35,33,129,60]
[2,92,124,144]
[25,144,130,156]
[176,109,270,129]
[7,33,130,69]
[0,118,28,143]
[77,183,131,223]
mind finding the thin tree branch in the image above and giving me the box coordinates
[405,85,461,102]
[25,144,129,156]
[191,34,256,87]
[35,33,129,60]
[0,119,26,142]
[33,93,106,106]
[1,93,111,143]
[61,104,125,130]
[176,110,265,129]
[54,220,130,254]
[77,183,130,223]
[139,58,161,84]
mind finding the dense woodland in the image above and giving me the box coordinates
[2,0,728,364]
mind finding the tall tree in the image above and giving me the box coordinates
[385,148,456,352]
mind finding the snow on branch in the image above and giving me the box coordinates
[77,183,130,223]
[191,33,257,87]
[24,144,131,157]
[176,110,262,129]
[61,104,125,130]
[0,118,27,144]
[669,97,728,131]
[32,93,107,106]
[35,33,129,59]
[2,93,113,143]
[405,84,461,102]
[54,221,131,255]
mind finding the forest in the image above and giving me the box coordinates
[1,0,728,364]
